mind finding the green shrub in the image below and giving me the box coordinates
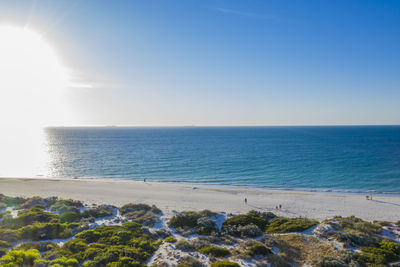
[164,236,177,243]
[119,203,161,227]
[82,205,114,219]
[168,210,218,235]
[198,246,230,257]
[0,248,7,258]
[50,199,83,214]
[313,256,347,267]
[0,195,26,207]
[60,211,82,223]
[222,211,269,233]
[266,217,318,233]
[18,222,80,241]
[0,228,20,242]
[17,197,51,210]
[72,222,159,265]
[0,240,11,248]
[63,238,88,254]
[337,216,382,235]
[76,222,148,245]
[17,241,58,252]
[211,260,240,267]
[1,207,59,229]
[356,246,398,265]
[0,249,40,266]
[327,230,380,247]
[379,241,400,255]
[175,239,195,252]
[246,243,272,257]
[168,212,200,228]
[81,249,100,261]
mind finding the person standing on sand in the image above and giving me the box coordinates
[244,198,247,204]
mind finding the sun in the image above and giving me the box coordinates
[0,25,69,128]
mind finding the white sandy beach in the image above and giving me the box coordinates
[0,177,399,222]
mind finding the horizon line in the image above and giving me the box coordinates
[45,124,400,128]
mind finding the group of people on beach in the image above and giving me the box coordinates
[244,198,282,211]
[366,195,373,200]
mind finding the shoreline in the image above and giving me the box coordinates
[1,177,400,221]
[2,175,400,196]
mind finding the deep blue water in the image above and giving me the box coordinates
[43,126,400,193]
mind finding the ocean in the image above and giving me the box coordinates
[3,126,400,193]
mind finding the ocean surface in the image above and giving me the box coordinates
[2,126,400,193]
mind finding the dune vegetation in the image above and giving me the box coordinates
[0,193,400,266]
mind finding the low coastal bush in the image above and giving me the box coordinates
[245,243,272,257]
[211,260,240,267]
[1,206,59,229]
[0,240,11,248]
[265,217,318,233]
[71,222,160,265]
[35,256,80,267]
[355,241,400,266]
[168,210,218,235]
[164,236,177,243]
[337,216,382,235]
[264,233,340,266]
[199,246,230,257]
[49,199,83,214]
[222,211,272,236]
[0,228,20,242]
[119,203,161,226]
[17,241,59,252]
[175,239,195,251]
[0,211,9,219]
[313,256,348,267]
[236,223,263,237]
[177,256,203,267]
[0,194,26,207]
[81,205,114,219]
[60,211,82,223]
[19,222,81,241]
[379,241,400,254]
[327,231,380,247]
[323,217,384,248]
[3,221,161,266]
[17,196,57,210]
[0,249,40,266]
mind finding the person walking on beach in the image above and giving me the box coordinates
[244,198,247,204]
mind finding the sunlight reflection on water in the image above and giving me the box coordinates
[0,126,49,177]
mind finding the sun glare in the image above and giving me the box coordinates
[0,25,69,128]
[0,25,70,177]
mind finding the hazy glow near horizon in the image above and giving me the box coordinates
[0,25,69,128]
[0,25,69,177]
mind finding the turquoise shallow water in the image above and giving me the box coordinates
[40,126,400,193]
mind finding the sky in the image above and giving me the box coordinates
[1,0,400,126]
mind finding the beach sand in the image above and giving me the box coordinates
[0,177,399,222]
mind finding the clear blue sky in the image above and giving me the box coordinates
[2,0,400,126]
